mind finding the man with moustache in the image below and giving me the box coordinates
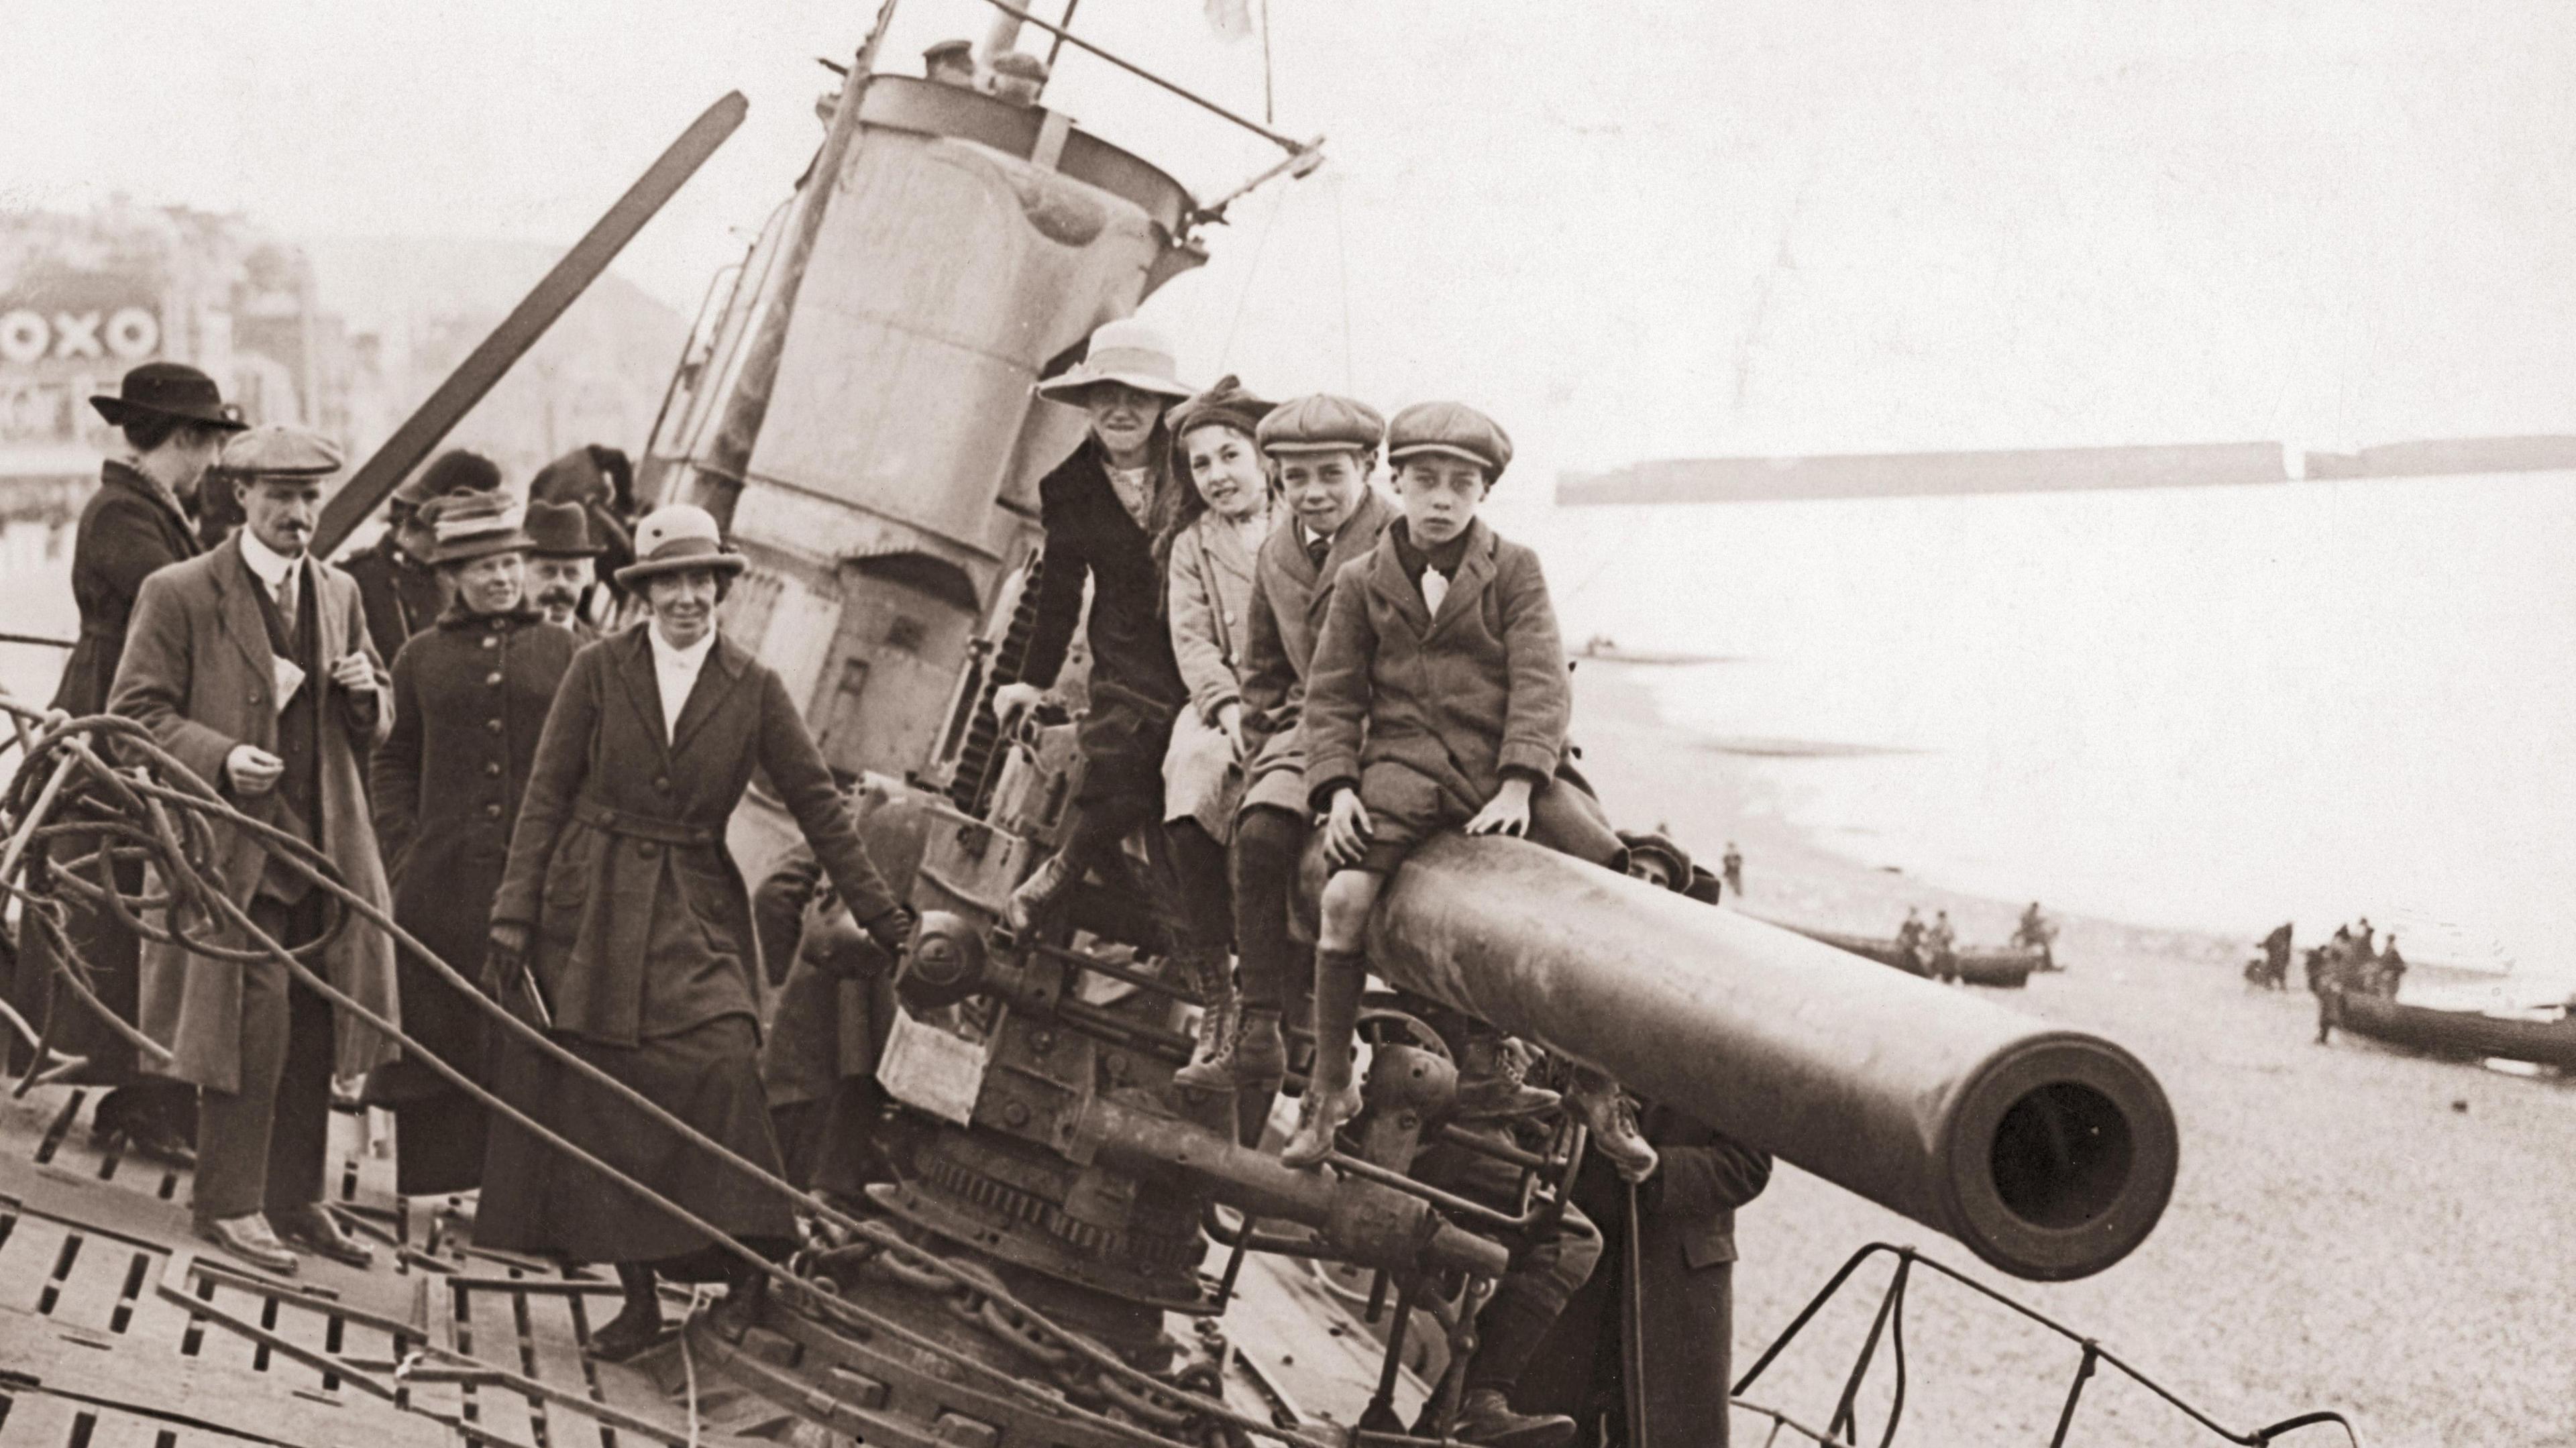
[366,492,576,1196]
[523,499,606,641]
[110,425,399,1274]
[8,362,243,1164]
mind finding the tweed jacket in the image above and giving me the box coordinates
[1234,490,1394,791]
[489,625,902,1048]
[107,536,399,1091]
[53,461,202,716]
[1301,516,1573,814]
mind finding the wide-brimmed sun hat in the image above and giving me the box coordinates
[421,492,533,566]
[1032,319,1197,406]
[90,361,248,432]
[614,503,747,588]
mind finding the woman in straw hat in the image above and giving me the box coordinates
[480,504,912,1361]
[364,492,576,1197]
[7,363,244,1166]
[988,319,1199,937]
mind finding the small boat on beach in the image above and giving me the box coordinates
[1764,920,2037,989]
[2325,989,2576,1071]
[1574,634,1737,666]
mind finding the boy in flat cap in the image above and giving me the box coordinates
[1289,401,1654,1172]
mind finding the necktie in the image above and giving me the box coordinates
[1305,533,1331,572]
[1421,569,1449,616]
[275,562,301,641]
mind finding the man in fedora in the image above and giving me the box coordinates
[988,319,1199,936]
[109,424,400,1274]
[7,362,244,1164]
[345,448,505,669]
[523,498,607,641]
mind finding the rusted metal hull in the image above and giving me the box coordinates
[1360,836,2177,1281]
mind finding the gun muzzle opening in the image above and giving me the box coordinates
[1948,1039,2178,1282]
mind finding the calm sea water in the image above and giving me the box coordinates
[9,478,2571,993]
[1503,472,2576,994]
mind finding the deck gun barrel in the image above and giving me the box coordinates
[1358,835,2177,1281]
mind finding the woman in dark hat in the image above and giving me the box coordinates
[365,493,577,1197]
[480,504,912,1361]
[7,363,244,1164]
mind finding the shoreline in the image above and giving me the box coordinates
[1570,658,2237,972]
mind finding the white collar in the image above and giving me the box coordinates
[238,530,306,590]
[649,622,717,670]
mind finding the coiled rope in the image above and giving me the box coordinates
[0,698,1294,1448]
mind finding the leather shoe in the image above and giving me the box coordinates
[274,1204,375,1268]
[587,1299,670,1363]
[1452,1388,1576,1448]
[195,1213,299,1276]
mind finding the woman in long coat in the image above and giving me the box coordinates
[366,492,576,1195]
[481,504,911,1362]
[1154,377,1274,1072]
[9,363,242,1164]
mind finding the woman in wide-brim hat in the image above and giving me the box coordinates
[988,319,1206,942]
[7,364,245,1164]
[480,503,911,1361]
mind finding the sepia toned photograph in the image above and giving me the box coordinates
[1,3,2568,1445]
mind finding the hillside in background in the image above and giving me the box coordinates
[303,235,692,487]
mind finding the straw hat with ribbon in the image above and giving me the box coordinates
[420,492,533,567]
[1032,319,1197,406]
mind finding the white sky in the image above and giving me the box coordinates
[5,0,2575,482]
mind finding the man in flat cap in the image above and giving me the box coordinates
[110,424,399,1274]
[345,448,505,669]
[7,362,243,1164]
[989,50,1049,106]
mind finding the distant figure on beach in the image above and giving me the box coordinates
[2372,936,2406,998]
[1925,909,1959,981]
[1894,908,1927,975]
[2353,917,2375,959]
[2015,901,2059,970]
[1721,840,1744,899]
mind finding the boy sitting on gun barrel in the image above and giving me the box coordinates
[1281,400,1655,1180]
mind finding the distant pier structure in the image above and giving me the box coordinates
[1560,436,2576,506]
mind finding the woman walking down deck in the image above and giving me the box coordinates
[478,504,913,1363]
[7,364,242,1166]
[364,493,575,1196]
[1156,376,1275,1072]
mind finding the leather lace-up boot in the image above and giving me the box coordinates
[1280,950,1366,1168]
[1173,1007,1288,1091]
[1567,1066,1658,1183]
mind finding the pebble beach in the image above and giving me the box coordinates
[1571,663,2576,1448]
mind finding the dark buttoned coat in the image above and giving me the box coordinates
[9,463,205,1084]
[489,625,902,1048]
[1234,490,1393,815]
[107,537,400,1092]
[368,606,577,1097]
[1301,517,1573,814]
[1523,1107,1773,1446]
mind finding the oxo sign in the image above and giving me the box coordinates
[0,306,162,366]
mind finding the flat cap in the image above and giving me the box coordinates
[989,50,1049,80]
[219,425,343,478]
[1257,394,1385,457]
[1386,401,1512,479]
[923,38,973,62]
[1615,828,1694,889]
